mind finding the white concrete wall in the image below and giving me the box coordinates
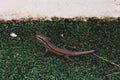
[0,0,120,20]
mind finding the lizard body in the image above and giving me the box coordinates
[36,34,95,61]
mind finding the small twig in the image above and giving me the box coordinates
[93,54,120,68]
[106,72,120,76]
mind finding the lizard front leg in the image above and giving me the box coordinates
[41,46,49,57]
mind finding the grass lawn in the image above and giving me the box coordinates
[0,18,120,80]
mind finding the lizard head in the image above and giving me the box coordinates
[36,34,48,41]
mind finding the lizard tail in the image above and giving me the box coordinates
[73,50,96,56]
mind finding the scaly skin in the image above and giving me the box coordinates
[36,34,96,61]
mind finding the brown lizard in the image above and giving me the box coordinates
[36,34,96,61]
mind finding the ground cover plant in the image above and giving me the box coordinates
[0,18,120,80]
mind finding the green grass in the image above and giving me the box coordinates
[0,19,120,80]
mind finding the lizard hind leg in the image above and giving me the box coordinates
[64,55,73,62]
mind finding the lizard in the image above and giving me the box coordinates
[36,34,96,61]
